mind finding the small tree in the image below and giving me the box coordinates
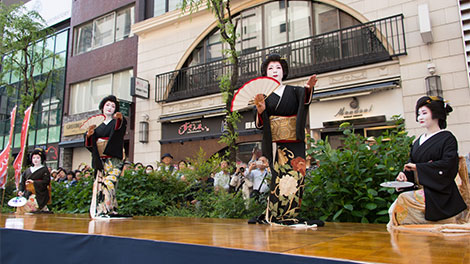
[0,3,59,116]
[181,0,240,165]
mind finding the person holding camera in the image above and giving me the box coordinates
[246,157,270,199]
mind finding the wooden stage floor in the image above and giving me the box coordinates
[1,213,469,263]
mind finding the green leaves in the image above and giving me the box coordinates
[299,117,412,223]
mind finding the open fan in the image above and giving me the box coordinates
[231,77,280,112]
[80,114,106,130]
[8,196,27,207]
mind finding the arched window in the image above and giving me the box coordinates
[184,1,360,67]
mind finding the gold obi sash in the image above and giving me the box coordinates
[97,138,108,157]
[269,115,297,141]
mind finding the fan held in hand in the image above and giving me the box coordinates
[231,77,280,112]
[80,114,106,130]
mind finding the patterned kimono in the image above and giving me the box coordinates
[18,166,50,213]
[388,131,467,226]
[85,117,126,217]
[256,85,312,224]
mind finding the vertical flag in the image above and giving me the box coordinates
[13,104,33,189]
[0,106,17,189]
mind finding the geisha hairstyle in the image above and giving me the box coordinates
[99,95,120,114]
[415,96,453,129]
[30,148,46,164]
[260,53,289,80]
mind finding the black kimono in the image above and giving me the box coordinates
[256,85,313,224]
[402,131,466,221]
[85,117,127,217]
[19,166,50,210]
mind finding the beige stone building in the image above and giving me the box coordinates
[132,0,470,167]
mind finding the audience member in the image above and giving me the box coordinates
[245,156,270,196]
[145,165,154,174]
[158,153,175,173]
[176,160,188,180]
[214,160,230,192]
[64,171,77,188]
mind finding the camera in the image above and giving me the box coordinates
[239,167,245,172]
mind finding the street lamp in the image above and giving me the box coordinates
[425,63,443,97]
[139,114,149,143]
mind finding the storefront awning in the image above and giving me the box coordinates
[159,130,261,144]
[313,80,399,100]
[58,139,84,148]
[159,108,225,123]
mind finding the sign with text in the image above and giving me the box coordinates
[131,77,149,99]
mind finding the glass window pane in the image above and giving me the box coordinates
[264,1,287,47]
[206,30,223,62]
[288,1,311,41]
[55,31,68,53]
[113,69,133,102]
[36,128,47,145]
[168,0,181,11]
[240,6,262,53]
[75,22,93,54]
[339,10,360,28]
[90,75,112,109]
[54,52,66,69]
[154,0,165,16]
[42,57,54,74]
[70,81,91,114]
[44,36,55,55]
[28,130,36,146]
[48,126,60,143]
[116,7,134,41]
[93,13,115,48]
[14,132,21,148]
[0,136,3,149]
[314,3,339,34]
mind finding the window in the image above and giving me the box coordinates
[184,1,360,67]
[0,29,67,149]
[69,69,133,115]
[74,6,135,55]
[154,0,182,17]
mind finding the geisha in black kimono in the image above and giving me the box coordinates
[388,96,467,227]
[17,148,51,214]
[85,95,127,218]
[252,54,318,225]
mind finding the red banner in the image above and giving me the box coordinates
[13,104,33,189]
[0,106,17,189]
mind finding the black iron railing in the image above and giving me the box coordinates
[156,14,406,102]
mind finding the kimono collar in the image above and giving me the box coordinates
[30,165,44,174]
[419,130,444,145]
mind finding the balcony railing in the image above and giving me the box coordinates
[156,14,406,102]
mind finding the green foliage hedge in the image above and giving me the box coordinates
[301,117,414,223]
[2,119,413,224]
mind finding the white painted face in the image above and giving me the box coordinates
[417,105,438,128]
[266,61,283,83]
[103,101,116,116]
[31,154,42,167]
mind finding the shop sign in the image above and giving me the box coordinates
[63,120,86,136]
[119,101,131,117]
[131,77,149,99]
[178,120,210,135]
[335,105,373,118]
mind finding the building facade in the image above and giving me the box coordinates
[131,0,470,167]
[59,0,144,170]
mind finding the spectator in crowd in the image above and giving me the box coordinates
[75,170,83,182]
[158,153,175,173]
[50,169,58,181]
[230,163,252,202]
[55,168,67,182]
[64,171,77,188]
[246,156,270,197]
[134,162,144,171]
[176,160,188,180]
[214,160,230,192]
[186,174,214,205]
[145,165,154,174]
[120,161,132,176]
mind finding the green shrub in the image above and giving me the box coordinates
[300,117,414,223]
